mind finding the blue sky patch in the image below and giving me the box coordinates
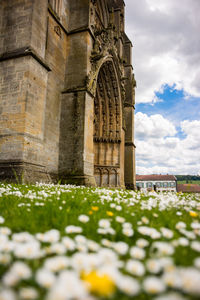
[136,85,200,139]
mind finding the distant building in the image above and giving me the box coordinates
[136,175,177,192]
[177,184,200,193]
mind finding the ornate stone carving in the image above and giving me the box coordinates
[86,26,125,101]
[54,25,62,37]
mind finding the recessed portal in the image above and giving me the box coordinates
[93,61,121,187]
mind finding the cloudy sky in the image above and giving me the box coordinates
[125,0,200,175]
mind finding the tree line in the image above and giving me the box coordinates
[175,175,200,182]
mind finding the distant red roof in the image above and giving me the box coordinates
[136,175,177,181]
[177,184,200,193]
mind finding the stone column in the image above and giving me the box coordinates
[58,0,96,186]
[59,90,96,186]
[123,36,136,189]
[124,104,136,189]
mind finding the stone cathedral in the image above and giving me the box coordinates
[0,0,136,188]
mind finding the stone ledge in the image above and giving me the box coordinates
[94,164,120,169]
[62,87,94,99]
[0,132,43,143]
[125,141,136,148]
[0,47,51,72]
[124,102,135,108]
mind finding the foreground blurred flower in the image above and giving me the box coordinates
[91,206,99,211]
[82,270,116,296]
[191,241,200,252]
[47,270,90,300]
[78,215,89,223]
[19,287,38,300]
[44,256,69,272]
[36,229,60,243]
[143,276,166,294]
[0,227,11,235]
[191,222,200,229]
[116,275,140,296]
[177,237,189,246]
[98,219,111,229]
[180,267,200,295]
[115,216,125,223]
[36,269,56,288]
[14,241,43,260]
[0,216,5,224]
[116,205,122,211]
[65,225,82,234]
[194,257,200,269]
[130,247,145,260]
[101,239,113,248]
[189,211,198,217]
[87,240,100,252]
[122,227,134,237]
[146,259,163,274]
[138,226,161,239]
[62,237,75,251]
[161,227,174,239]
[141,216,149,224]
[136,238,149,248]
[0,253,11,265]
[163,267,200,295]
[106,211,114,217]
[13,232,34,243]
[176,222,186,230]
[126,259,145,276]
[0,289,16,300]
[152,242,174,256]
[3,262,32,287]
[113,242,128,255]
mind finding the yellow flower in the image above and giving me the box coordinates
[106,211,114,217]
[189,211,198,217]
[82,270,116,297]
[89,211,93,215]
[91,206,99,211]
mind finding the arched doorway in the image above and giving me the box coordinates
[93,60,122,187]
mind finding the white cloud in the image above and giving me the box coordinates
[124,1,200,175]
[135,113,200,175]
[125,0,200,103]
[135,112,176,139]
[181,120,200,137]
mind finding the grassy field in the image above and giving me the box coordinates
[178,181,200,185]
[0,183,200,300]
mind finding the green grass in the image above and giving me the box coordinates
[178,180,200,185]
[0,183,200,299]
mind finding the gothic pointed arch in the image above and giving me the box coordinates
[94,59,122,187]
